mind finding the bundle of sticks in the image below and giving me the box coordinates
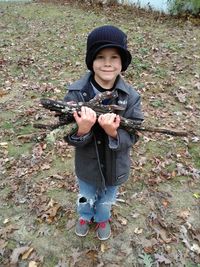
[34,91,188,137]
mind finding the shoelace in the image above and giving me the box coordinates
[96,222,106,229]
[79,219,92,225]
[95,220,110,230]
[79,219,86,225]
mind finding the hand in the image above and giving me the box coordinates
[98,113,120,138]
[73,106,96,136]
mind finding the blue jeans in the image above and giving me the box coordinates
[76,178,118,223]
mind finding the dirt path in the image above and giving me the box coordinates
[0,2,200,266]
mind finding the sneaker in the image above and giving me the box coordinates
[75,218,90,237]
[96,220,111,241]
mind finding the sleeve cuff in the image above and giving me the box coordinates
[70,132,92,141]
[108,135,119,149]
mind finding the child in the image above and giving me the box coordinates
[63,25,144,240]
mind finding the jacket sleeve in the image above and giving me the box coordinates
[64,131,94,147]
[63,90,94,147]
[109,93,143,151]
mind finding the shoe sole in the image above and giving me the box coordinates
[75,229,89,237]
[96,231,111,241]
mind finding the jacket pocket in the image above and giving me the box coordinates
[115,148,131,182]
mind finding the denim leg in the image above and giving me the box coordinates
[77,178,97,222]
[94,185,118,222]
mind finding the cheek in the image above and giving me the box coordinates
[92,61,99,71]
[115,62,122,72]
[114,59,122,69]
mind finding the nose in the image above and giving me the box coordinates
[104,57,111,66]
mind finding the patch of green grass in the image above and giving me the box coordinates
[31,155,74,183]
[6,239,18,250]
[163,42,179,52]
[150,99,166,108]
[144,139,172,155]
[52,154,74,171]
[0,185,12,201]
[16,124,35,135]
[188,143,200,168]
[139,47,149,56]
[7,142,32,158]
[153,67,168,78]
[134,35,145,44]
[186,264,200,267]
[170,175,189,185]
[0,121,13,130]
[132,57,150,74]
[39,254,59,267]
[47,189,76,205]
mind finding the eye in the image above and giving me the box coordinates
[96,55,104,59]
[112,55,120,59]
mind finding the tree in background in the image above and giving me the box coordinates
[168,0,200,15]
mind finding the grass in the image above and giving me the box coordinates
[0,1,200,266]
[188,143,200,168]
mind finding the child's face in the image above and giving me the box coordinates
[93,47,122,89]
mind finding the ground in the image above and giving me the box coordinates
[0,1,200,266]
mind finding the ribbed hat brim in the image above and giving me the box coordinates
[86,43,132,72]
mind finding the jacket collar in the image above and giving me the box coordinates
[68,72,130,95]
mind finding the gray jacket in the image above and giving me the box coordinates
[64,72,144,190]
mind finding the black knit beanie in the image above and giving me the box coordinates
[86,25,132,72]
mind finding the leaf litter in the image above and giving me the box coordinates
[0,1,200,266]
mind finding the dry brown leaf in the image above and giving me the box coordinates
[162,199,170,208]
[100,243,106,253]
[191,244,200,254]
[118,216,128,225]
[177,210,190,220]
[3,218,10,224]
[29,261,38,267]
[22,247,34,260]
[41,163,51,170]
[134,227,143,234]
[10,246,30,265]
[0,142,8,148]
[0,90,8,97]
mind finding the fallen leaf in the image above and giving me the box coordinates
[10,246,30,265]
[191,244,200,254]
[139,253,154,266]
[134,227,143,234]
[193,193,200,199]
[155,253,171,264]
[71,248,83,266]
[118,216,128,225]
[0,142,8,148]
[175,92,187,103]
[100,243,106,253]
[177,210,190,220]
[22,247,34,260]
[29,261,38,267]
[130,212,140,219]
[162,199,170,208]
[0,90,8,97]
[3,218,10,224]
[41,163,51,170]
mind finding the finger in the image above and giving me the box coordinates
[98,115,103,123]
[73,111,80,121]
[87,107,96,117]
[115,115,121,123]
[105,113,116,123]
